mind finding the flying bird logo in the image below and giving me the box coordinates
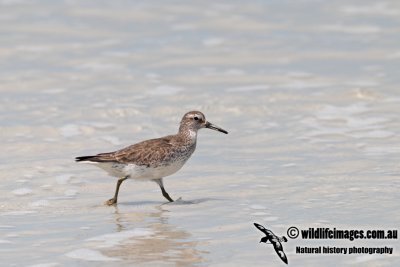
[254,223,289,264]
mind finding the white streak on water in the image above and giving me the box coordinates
[249,204,267,210]
[55,174,73,185]
[341,3,400,16]
[29,200,50,208]
[12,187,32,196]
[64,189,78,197]
[59,124,81,137]
[250,212,269,216]
[40,184,52,190]
[0,225,15,228]
[354,254,382,263]
[26,263,60,267]
[226,85,270,92]
[65,248,120,262]
[203,37,225,47]
[318,24,381,34]
[262,216,279,222]
[2,210,37,216]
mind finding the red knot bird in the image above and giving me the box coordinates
[75,111,228,205]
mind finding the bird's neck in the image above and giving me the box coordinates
[178,125,198,144]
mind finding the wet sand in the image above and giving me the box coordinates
[1,0,399,266]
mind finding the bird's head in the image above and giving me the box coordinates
[179,111,228,135]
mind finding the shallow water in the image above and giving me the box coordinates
[1,0,399,266]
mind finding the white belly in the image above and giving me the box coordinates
[89,159,187,180]
[125,160,187,179]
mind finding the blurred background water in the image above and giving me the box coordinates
[0,0,399,266]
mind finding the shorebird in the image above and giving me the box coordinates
[75,111,228,205]
[254,223,288,264]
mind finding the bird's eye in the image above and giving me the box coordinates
[194,116,199,121]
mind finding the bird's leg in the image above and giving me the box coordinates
[153,178,174,202]
[161,186,174,202]
[105,176,129,205]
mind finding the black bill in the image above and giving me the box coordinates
[205,121,228,134]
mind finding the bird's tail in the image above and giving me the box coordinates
[75,156,97,162]
[75,152,116,162]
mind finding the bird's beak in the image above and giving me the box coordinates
[205,121,228,134]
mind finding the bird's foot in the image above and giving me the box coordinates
[161,197,183,205]
[105,198,117,206]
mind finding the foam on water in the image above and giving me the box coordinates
[1,1,399,266]
[26,263,60,267]
[65,248,120,262]
[64,189,78,197]
[55,174,73,185]
[300,103,395,141]
[29,200,50,208]
[12,187,33,196]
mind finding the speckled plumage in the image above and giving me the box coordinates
[76,111,228,205]
[78,134,196,168]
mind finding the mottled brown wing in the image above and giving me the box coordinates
[113,135,176,166]
[76,135,178,165]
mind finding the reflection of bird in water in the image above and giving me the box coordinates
[254,223,288,264]
[102,206,206,265]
